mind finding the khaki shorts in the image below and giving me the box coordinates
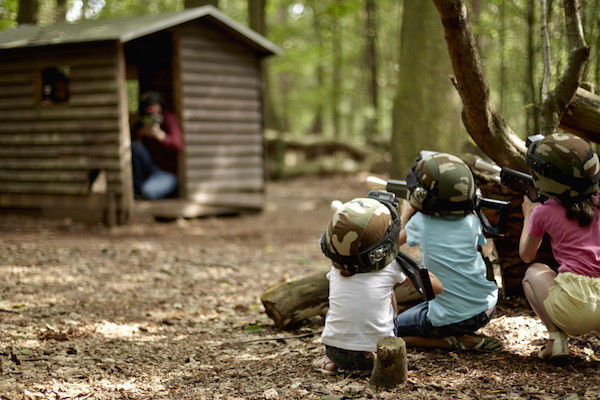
[544,272,600,336]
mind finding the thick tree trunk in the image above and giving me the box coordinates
[184,0,218,8]
[370,337,408,389]
[391,0,464,176]
[17,0,39,24]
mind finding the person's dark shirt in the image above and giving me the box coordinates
[135,111,183,174]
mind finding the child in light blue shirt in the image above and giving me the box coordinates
[395,153,502,351]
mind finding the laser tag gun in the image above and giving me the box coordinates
[473,134,545,202]
[329,191,436,301]
[366,190,437,301]
[396,249,436,301]
[366,176,511,236]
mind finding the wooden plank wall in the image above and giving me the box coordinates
[0,42,129,219]
[178,23,264,210]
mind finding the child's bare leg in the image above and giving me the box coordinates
[522,263,560,332]
[402,336,451,348]
[522,263,568,357]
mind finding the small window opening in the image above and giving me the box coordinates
[41,66,70,105]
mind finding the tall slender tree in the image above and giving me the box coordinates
[247,0,281,131]
[364,0,379,136]
[16,0,39,24]
[55,0,66,22]
[331,0,342,138]
[525,0,540,134]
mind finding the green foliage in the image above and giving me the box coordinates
[2,0,599,164]
[0,0,18,30]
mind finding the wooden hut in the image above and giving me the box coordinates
[0,6,281,223]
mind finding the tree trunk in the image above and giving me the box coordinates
[55,0,67,22]
[470,0,482,51]
[261,270,421,330]
[391,0,463,176]
[364,0,379,137]
[332,0,342,138]
[17,0,39,24]
[247,0,281,131]
[277,4,291,133]
[499,0,507,114]
[370,337,407,389]
[308,2,325,135]
[525,0,540,134]
[184,0,218,8]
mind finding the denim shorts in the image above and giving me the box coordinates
[395,301,494,337]
[325,345,374,371]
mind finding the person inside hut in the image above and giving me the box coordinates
[131,91,183,200]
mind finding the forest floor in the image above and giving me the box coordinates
[1,174,600,400]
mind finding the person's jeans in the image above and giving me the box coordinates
[131,141,178,200]
[395,301,494,337]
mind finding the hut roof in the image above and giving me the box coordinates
[0,6,281,56]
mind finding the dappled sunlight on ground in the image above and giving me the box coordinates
[1,176,600,399]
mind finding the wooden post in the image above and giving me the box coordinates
[370,336,407,389]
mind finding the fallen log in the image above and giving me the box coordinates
[261,269,422,330]
[559,87,600,145]
[370,336,407,389]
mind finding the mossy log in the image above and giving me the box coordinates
[261,269,421,330]
[370,336,407,389]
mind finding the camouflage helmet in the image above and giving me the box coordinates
[406,153,479,216]
[526,133,599,202]
[321,196,400,276]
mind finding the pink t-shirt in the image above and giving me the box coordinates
[528,199,600,277]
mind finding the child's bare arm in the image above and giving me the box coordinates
[519,196,543,263]
[400,201,416,231]
[428,271,443,294]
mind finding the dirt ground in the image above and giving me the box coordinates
[1,174,600,400]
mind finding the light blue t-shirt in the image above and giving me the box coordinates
[405,212,498,326]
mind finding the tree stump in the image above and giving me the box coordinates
[370,336,407,389]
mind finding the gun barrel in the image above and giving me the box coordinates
[366,176,408,199]
[366,176,388,188]
[473,157,502,183]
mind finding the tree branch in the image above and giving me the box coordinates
[431,0,527,170]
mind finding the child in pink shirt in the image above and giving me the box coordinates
[520,133,600,359]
